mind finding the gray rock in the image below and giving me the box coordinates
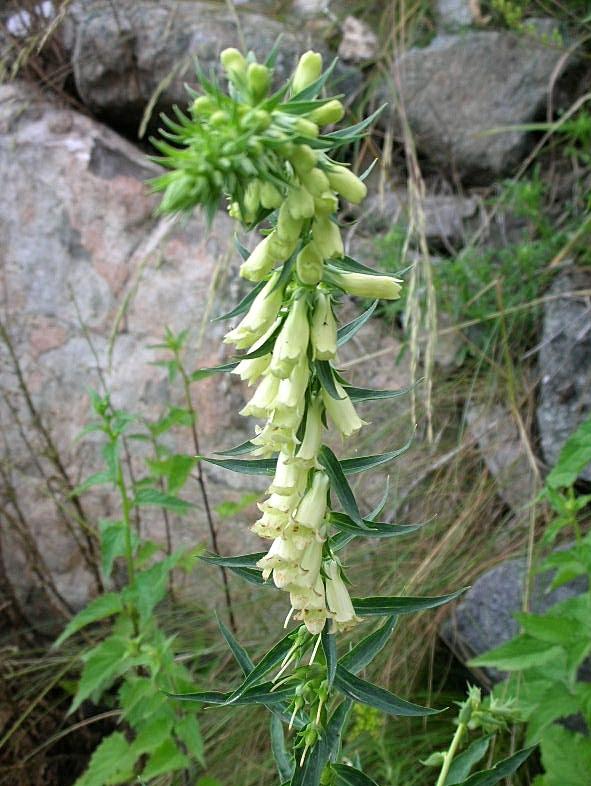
[537,268,591,481]
[383,20,579,181]
[61,0,359,131]
[0,81,259,619]
[441,556,588,682]
[434,0,473,30]
[465,402,538,515]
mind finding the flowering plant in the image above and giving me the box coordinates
[152,45,467,785]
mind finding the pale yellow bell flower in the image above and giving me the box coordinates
[240,373,279,419]
[331,270,403,300]
[223,271,283,349]
[292,51,323,95]
[268,296,310,379]
[310,291,337,360]
[294,395,324,465]
[324,559,360,631]
[322,380,367,438]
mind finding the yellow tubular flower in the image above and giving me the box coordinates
[286,186,315,220]
[292,471,330,533]
[232,354,271,385]
[327,165,367,204]
[308,99,345,126]
[239,234,274,281]
[268,296,310,378]
[223,271,283,348]
[312,216,344,260]
[289,144,317,175]
[322,380,367,438]
[292,51,323,95]
[220,47,247,80]
[331,271,403,300]
[300,168,330,197]
[324,559,360,631]
[296,243,324,286]
[268,451,307,496]
[240,373,279,419]
[277,202,304,243]
[310,291,337,360]
[294,396,324,465]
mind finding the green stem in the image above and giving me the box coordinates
[436,722,466,786]
[115,445,139,635]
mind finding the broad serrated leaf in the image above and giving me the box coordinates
[335,665,440,716]
[71,469,114,496]
[331,764,380,786]
[99,520,135,579]
[175,714,205,766]
[536,725,591,786]
[54,592,123,648]
[318,445,365,528]
[72,732,136,786]
[339,616,398,674]
[141,738,189,780]
[132,487,193,514]
[470,635,563,672]
[353,588,466,617]
[546,414,591,489]
[455,746,535,786]
[151,406,194,435]
[71,635,130,713]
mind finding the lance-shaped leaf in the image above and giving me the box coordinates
[290,734,328,786]
[225,628,300,703]
[318,445,365,528]
[322,628,337,688]
[453,747,535,786]
[234,234,251,261]
[214,439,256,457]
[344,383,415,403]
[327,255,387,278]
[367,478,390,521]
[335,665,441,717]
[270,716,295,782]
[326,699,353,762]
[337,301,378,347]
[198,456,276,476]
[339,616,398,674]
[340,440,413,475]
[200,552,268,586]
[352,587,467,616]
[329,512,423,540]
[446,736,492,785]
[331,764,380,786]
[239,320,283,360]
[167,688,231,705]
[323,105,387,144]
[190,360,240,382]
[216,614,254,677]
[212,279,265,322]
[315,360,344,400]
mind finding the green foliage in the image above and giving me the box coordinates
[471,414,591,785]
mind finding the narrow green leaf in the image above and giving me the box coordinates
[198,456,276,475]
[322,628,337,688]
[190,361,239,381]
[328,255,387,277]
[316,360,344,400]
[341,440,413,475]
[54,593,123,648]
[329,511,423,539]
[455,747,535,786]
[367,479,390,521]
[323,105,387,142]
[211,279,265,322]
[353,588,467,616]
[337,301,378,347]
[318,445,365,528]
[344,382,415,403]
[326,699,353,762]
[214,439,256,457]
[234,234,251,261]
[71,469,114,496]
[270,716,295,782]
[216,614,254,676]
[446,736,492,785]
[201,552,265,569]
[226,629,299,703]
[331,763,380,786]
[290,735,328,786]
[335,665,440,717]
[339,616,398,674]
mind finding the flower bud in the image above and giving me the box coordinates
[331,271,402,300]
[239,234,274,281]
[240,372,279,419]
[274,356,311,416]
[269,451,307,496]
[295,118,319,138]
[289,145,317,175]
[327,165,367,204]
[260,182,283,209]
[308,99,345,126]
[314,192,339,215]
[312,216,343,259]
[296,243,324,286]
[311,292,337,360]
[224,271,283,348]
[286,187,315,221]
[247,62,271,102]
[324,559,360,630]
[277,202,304,243]
[292,51,323,95]
[210,110,230,127]
[269,296,310,378]
[300,167,330,197]
[192,95,215,115]
[232,353,271,385]
[241,109,271,131]
[220,47,247,80]
[295,396,323,465]
[322,380,366,438]
[244,179,261,216]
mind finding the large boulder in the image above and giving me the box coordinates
[537,267,591,481]
[383,20,580,181]
[60,0,359,133]
[0,80,260,621]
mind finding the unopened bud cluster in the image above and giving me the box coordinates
[154,48,402,635]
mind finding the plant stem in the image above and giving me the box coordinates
[177,355,236,632]
[115,445,139,636]
[436,722,466,786]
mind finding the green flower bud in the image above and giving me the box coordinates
[311,291,337,359]
[260,182,283,209]
[304,725,318,747]
[244,180,261,216]
[301,167,330,197]
[331,271,402,300]
[296,243,324,286]
[277,202,304,243]
[269,296,310,378]
[268,230,299,262]
[192,95,215,115]
[327,165,367,204]
[289,144,317,175]
[312,216,343,259]
[308,99,345,126]
[220,47,247,79]
[210,110,230,127]
[295,117,319,138]
[228,201,243,220]
[314,192,339,215]
[241,108,271,131]
[247,62,271,102]
[239,234,274,281]
[292,51,323,94]
[286,186,315,220]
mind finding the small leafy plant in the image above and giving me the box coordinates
[472,414,591,785]
[149,44,534,786]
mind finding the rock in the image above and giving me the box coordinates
[537,268,591,481]
[61,0,359,133]
[384,20,579,181]
[441,555,588,682]
[354,187,478,248]
[434,0,474,30]
[465,402,538,514]
[338,16,377,64]
[0,81,261,620]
